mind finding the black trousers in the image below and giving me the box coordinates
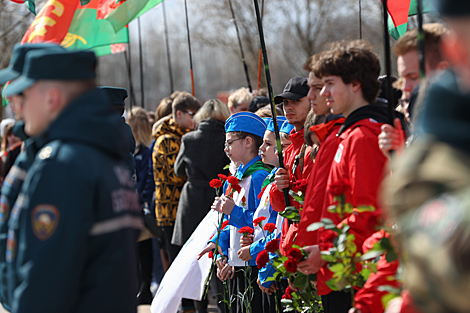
[229,265,277,313]
[137,239,154,304]
[321,290,355,313]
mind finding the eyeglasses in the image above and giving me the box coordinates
[224,138,243,148]
[182,110,196,116]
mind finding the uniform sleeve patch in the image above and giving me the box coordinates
[0,196,9,224]
[32,205,60,241]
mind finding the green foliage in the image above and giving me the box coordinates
[279,206,301,223]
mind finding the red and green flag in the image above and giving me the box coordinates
[386,0,434,40]
[9,0,36,14]
[20,0,163,57]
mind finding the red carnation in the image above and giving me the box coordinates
[218,174,228,181]
[327,179,350,197]
[286,248,303,262]
[320,241,334,251]
[282,286,294,299]
[292,179,308,194]
[265,239,280,253]
[209,179,223,189]
[263,223,276,233]
[221,220,229,229]
[232,184,242,193]
[284,256,298,273]
[227,176,239,185]
[253,216,266,227]
[208,250,214,259]
[238,226,254,236]
[256,250,269,269]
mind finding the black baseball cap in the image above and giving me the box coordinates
[5,50,97,97]
[274,77,309,104]
[0,43,64,85]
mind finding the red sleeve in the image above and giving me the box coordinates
[269,183,289,213]
[338,129,387,252]
[354,257,400,313]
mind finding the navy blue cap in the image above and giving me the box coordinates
[433,0,469,16]
[100,87,128,106]
[266,116,287,133]
[274,77,309,104]
[280,120,295,134]
[225,112,267,138]
[5,50,97,97]
[0,43,64,85]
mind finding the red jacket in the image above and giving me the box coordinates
[354,231,400,313]
[269,128,314,256]
[317,117,387,296]
[296,118,345,247]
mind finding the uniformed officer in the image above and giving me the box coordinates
[99,86,136,177]
[4,49,142,313]
[384,1,470,312]
[0,43,65,312]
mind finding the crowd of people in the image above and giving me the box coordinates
[0,0,469,312]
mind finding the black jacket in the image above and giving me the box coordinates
[171,119,229,246]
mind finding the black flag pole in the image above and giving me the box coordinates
[253,0,290,210]
[359,0,363,39]
[382,0,395,125]
[137,17,145,109]
[184,0,195,96]
[162,0,174,94]
[228,0,252,92]
[417,0,425,80]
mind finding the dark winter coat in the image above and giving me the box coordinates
[171,119,229,246]
[12,89,142,313]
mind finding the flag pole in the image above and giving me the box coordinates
[382,0,395,125]
[228,0,252,92]
[183,0,195,96]
[359,0,362,39]
[253,0,290,210]
[257,0,265,91]
[162,0,174,94]
[124,39,136,112]
[137,17,145,108]
[417,0,425,80]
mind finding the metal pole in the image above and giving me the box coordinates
[253,0,290,210]
[184,0,195,96]
[359,0,362,39]
[137,17,145,108]
[417,0,425,80]
[382,0,395,125]
[124,41,135,111]
[228,0,252,92]
[162,0,174,94]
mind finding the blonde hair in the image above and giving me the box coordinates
[194,99,231,123]
[393,23,448,70]
[227,88,252,110]
[127,107,152,147]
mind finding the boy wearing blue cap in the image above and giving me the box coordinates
[4,49,142,313]
[198,112,270,313]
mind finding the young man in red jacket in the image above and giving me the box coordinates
[296,54,344,251]
[269,77,314,256]
[306,40,388,313]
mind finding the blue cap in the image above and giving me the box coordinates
[0,43,65,85]
[225,112,267,138]
[267,116,287,133]
[280,120,294,135]
[262,117,272,125]
[5,50,97,97]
